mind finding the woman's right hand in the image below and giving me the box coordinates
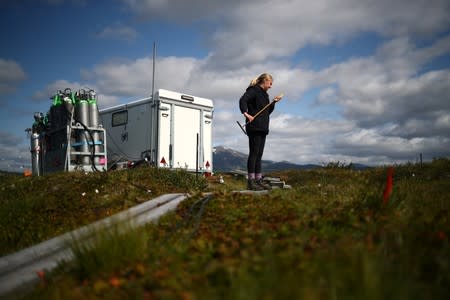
[244,112,254,122]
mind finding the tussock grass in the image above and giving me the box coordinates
[0,167,206,256]
[68,220,149,280]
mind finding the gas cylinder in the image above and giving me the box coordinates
[62,88,74,126]
[75,89,90,165]
[30,132,41,176]
[88,89,100,165]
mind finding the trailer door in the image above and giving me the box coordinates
[202,110,213,172]
[172,105,201,170]
[158,103,172,166]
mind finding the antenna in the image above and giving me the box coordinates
[151,41,156,102]
[150,41,158,165]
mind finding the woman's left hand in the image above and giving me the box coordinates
[274,93,284,102]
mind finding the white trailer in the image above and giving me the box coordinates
[99,89,213,174]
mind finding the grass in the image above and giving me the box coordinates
[68,221,149,280]
[0,167,207,256]
[1,159,449,299]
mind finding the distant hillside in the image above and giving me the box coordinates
[0,170,21,177]
[212,146,321,172]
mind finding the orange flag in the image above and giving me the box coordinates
[383,167,394,205]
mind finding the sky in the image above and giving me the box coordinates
[1,0,449,172]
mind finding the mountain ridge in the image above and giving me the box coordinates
[212,146,322,172]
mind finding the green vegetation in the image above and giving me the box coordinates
[1,159,449,299]
[0,168,207,256]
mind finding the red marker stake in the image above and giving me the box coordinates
[383,167,394,205]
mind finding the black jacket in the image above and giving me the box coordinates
[239,85,274,135]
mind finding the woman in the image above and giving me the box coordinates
[239,73,283,190]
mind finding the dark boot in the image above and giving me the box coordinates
[247,179,264,191]
[256,178,272,190]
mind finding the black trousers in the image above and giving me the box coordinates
[247,132,267,174]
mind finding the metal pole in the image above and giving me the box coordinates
[196,133,199,179]
[151,42,156,102]
[151,42,158,166]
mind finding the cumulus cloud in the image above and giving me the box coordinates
[32,79,120,108]
[120,0,237,21]
[95,24,138,42]
[333,128,450,162]
[82,56,275,106]
[311,36,450,140]
[87,56,197,98]
[263,114,355,164]
[0,59,27,95]
[32,79,85,102]
[69,27,449,165]
[121,0,450,68]
[213,108,355,164]
[10,0,447,169]
[0,130,30,172]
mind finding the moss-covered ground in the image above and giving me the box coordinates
[1,159,449,299]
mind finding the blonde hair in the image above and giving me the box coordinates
[248,73,273,87]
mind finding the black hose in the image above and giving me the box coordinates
[77,119,100,172]
[164,194,214,242]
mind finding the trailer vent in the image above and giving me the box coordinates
[181,95,194,101]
